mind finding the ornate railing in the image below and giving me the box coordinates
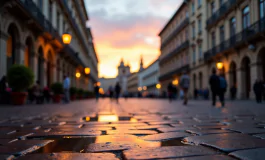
[204,17,265,61]
[206,0,238,28]
[161,18,189,49]
[160,41,189,64]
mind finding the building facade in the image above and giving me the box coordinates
[99,77,117,95]
[158,2,190,92]
[0,0,98,90]
[117,59,131,93]
[139,60,160,96]
[204,0,265,99]
[159,0,265,99]
[127,72,138,96]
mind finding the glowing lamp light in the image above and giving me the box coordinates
[85,67,90,74]
[76,72,81,78]
[173,79,179,85]
[138,87,142,91]
[143,86,147,90]
[97,82,101,86]
[62,32,72,44]
[156,84,161,89]
[98,115,118,122]
[216,62,224,70]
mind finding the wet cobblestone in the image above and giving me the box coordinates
[0,99,264,159]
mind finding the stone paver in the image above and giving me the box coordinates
[229,148,265,160]
[140,132,190,141]
[17,153,119,160]
[167,155,236,160]
[122,146,218,159]
[0,99,265,159]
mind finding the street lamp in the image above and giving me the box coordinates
[75,72,81,78]
[62,32,72,44]
[156,84,161,89]
[173,79,179,85]
[216,61,224,70]
[85,67,90,75]
[143,86,147,91]
[138,87,142,91]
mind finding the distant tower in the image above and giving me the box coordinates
[117,58,131,93]
[139,55,144,71]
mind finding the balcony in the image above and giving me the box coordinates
[17,0,85,67]
[159,64,189,82]
[204,17,265,61]
[160,41,189,64]
[206,0,239,29]
[161,18,189,49]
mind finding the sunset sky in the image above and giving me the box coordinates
[85,0,183,78]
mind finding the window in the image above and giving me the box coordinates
[198,18,202,33]
[230,17,236,36]
[198,43,202,59]
[192,47,196,63]
[211,32,216,48]
[198,0,202,7]
[192,23,195,38]
[260,0,265,18]
[48,0,53,22]
[186,29,189,40]
[219,25,225,42]
[211,1,215,14]
[38,0,43,11]
[242,6,250,29]
[57,11,60,29]
[192,1,195,14]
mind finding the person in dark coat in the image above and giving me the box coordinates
[253,79,263,103]
[209,69,220,106]
[167,82,174,102]
[115,82,121,103]
[230,84,237,100]
[0,76,10,104]
[218,74,227,107]
[94,84,100,102]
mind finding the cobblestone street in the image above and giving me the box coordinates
[0,99,265,159]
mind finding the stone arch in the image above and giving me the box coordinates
[193,73,197,90]
[35,36,45,55]
[6,23,21,70]
[257,47,265,81]
[25,36,34,70]
[46,50,54,87]
[229,61,237,88]
[37,46,44,86]
[240,56,251,99]
[198,72,203,89]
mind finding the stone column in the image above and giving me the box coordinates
[250,62,258,99]
[0,30,8,78]
[43,59,47,87]
[16,42,25,65]
[32,52,38,82]
[236,68,243,99]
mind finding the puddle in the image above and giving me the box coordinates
[160,138,189,147]
[33,137,96,153]
[82,115,136,122]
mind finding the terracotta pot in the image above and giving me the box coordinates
[52,94,62,103]
[70,95,76,101]
[11,92,28,105]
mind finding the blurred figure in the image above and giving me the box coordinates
[0,76,10,104]
[180,71,190,105]
[253,79,263,103]
[219,74,227,107]
[203,88,209,100]
[230,84,237,100]
[209,69,220,106]
[108,85,114,100]
[43,86,51,103]
[63,75,70,103]
[194,88,198,99]
[167,82,174,102]
[94,84,100,102]
[115,82,121,103]
[34,80,43,104]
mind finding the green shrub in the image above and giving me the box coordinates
[70,87,77,95]
[7,65,34,92]
[51,83,63,95]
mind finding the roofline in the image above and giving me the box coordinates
[158,1,187,36]
[81,0,89,20]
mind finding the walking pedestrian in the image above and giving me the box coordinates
[0,76,10,104]
[180,71,190,105]
[253,79,263,103]
[108,85,114,100]
[115,82,121,103]
[167,82,174,102]
[219,74,227,106]
[230,84,237,100]
[209,69,220,106]
[94,84,100,102]
[63,75,70,103]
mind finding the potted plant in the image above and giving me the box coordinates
[70,87,77,101]
[77,88,84,100]
[7,65,34,105]
[51,82,63,103]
